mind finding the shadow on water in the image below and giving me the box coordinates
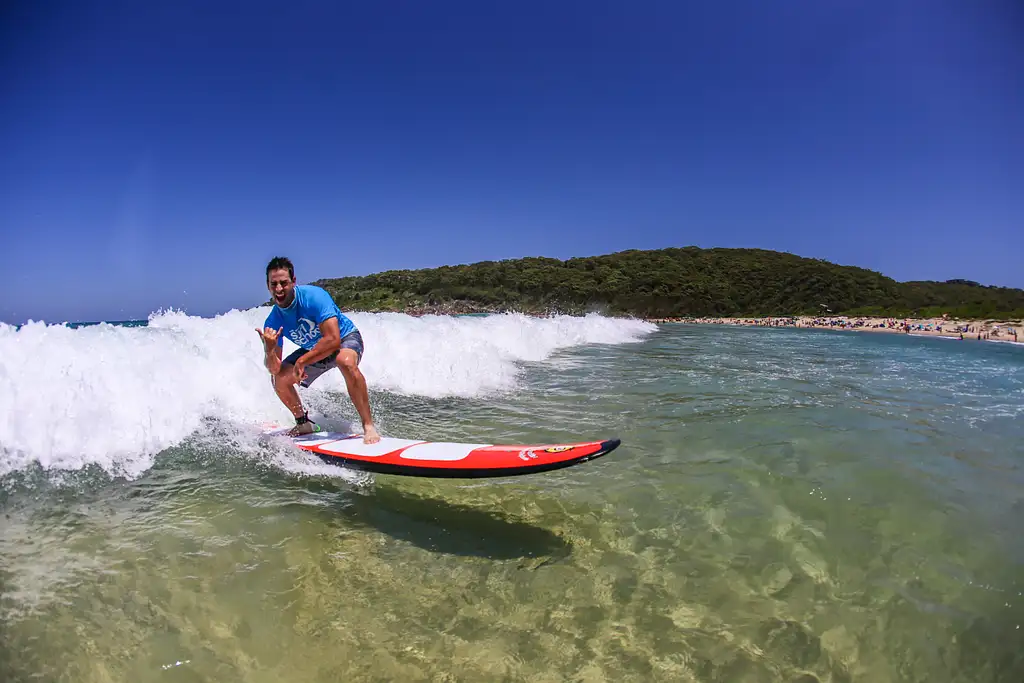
[258,451,574,563]
[337,485,572,563]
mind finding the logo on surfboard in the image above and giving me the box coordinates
[518,445,577,461]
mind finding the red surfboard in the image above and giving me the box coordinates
[263,426,621,478]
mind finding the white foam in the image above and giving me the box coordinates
[0,309,655,477]
[340,311,655,398]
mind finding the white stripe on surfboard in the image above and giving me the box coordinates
[398,442,493,461]
[317,438,425,458]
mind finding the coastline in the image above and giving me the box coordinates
[376,306,1024,346]
[46,310,1023,347]
[647,315,1023,344]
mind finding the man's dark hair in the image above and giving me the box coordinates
[266,256,295,283]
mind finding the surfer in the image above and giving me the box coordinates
[256,256,381,444]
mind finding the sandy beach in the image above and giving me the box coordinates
[648,315,1023,345]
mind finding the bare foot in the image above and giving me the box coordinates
[362,423,381,444]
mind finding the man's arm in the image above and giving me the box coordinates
[264,340,283,375]
[257,324,285,375]
[295,317,342,366]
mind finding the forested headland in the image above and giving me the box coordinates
[308,247,1024,320]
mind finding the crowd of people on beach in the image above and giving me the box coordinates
[647,314,1021,343]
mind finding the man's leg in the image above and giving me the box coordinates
[273,364,306,418]
[274,348,319,435]
[335,349,380,444]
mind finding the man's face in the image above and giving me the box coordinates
[267,268,295,307]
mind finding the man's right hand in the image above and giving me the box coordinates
[256,326,284,351]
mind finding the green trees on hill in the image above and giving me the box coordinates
[310,247,1024,320]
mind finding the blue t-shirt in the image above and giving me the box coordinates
[264,285,356,351]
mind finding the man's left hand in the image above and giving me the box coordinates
[293,362,308,384]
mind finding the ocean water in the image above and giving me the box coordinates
[1,312,1022,682]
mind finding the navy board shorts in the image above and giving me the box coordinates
[284,329,364,388]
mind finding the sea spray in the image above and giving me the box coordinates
[351,311,655,398]
[0,309,655,477]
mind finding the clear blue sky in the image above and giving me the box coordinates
[2,0,1021,324]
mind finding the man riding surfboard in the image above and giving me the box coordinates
[256,256,381,444]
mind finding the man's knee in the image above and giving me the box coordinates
[336,350,360,374]
[274,364,296,385]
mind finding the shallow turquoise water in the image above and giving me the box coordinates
[2,322,1023,682]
